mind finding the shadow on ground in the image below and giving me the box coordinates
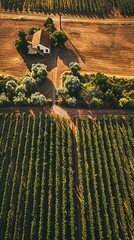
[23,45,79,74]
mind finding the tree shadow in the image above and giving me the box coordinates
[23,48,58,73]
[58,46,79,67]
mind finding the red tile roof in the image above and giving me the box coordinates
[32,29,50,48]
[27,34,33,43]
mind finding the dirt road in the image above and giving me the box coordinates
[0,10,134,23]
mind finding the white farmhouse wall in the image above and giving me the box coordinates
[33,44,50,54]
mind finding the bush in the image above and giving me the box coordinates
[67,97,77,107]
[31,63,48,84]
[69,62,81,76]
[119,97,134,109]
[50,31,67,47]
[5,80,17,100]
[13,93,28,106]
[90,97,104,109]
[29,92,47,106]
[57,87,69,97]
[64,75,81,97]
[16,84,27,95]
[0,80,6,93]
[22,76,37,94]
[0,93,10,107]
[105,89,118,106]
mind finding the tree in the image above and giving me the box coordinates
[90,97,104,109]
[50,31,67,47]
[22,76,37,93]
[13,93,28,106]
[15,31,28,55]
[5,80,17,100]
[29,92,47,106]
[67,97,77,107]
[0,93,10,106]
[31,63,48,84]
[16,84,27,95]
[64,75,81,97]
[69,62,81,76]
[57,87,69,100]
[44,17,54,27]
[44,17,56,33]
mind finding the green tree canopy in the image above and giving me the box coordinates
[50,31,67,47]
[64,75,81,97]
[5,80,17,100]
[22,76,37,93]
[31,63,48,84]
[30,92,47,106]
[15,31,28,56]
[69,62,81,76]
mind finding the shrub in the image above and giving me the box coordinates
[90,97,104,109]
[69,62,81,76]
[64,75,81,97]
[22,76,37,93]
[57,87,69,98]
[16,84,27,95]
[5,80,17,100]
[29,92,47,106]
[31,63,48,84]
[50,31,67,47]
[0,80,6,93]
[96,72,109,92]
[0,93,10,107]
[13,93,28,106]
[119,97,134,108]
[105,89,118,106]
[67,97,77,107]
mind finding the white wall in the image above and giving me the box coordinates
[34,44,50,54]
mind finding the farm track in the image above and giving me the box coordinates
[0,106,134,119]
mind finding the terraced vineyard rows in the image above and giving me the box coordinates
[0,113,134,239]
[0,0,134,15]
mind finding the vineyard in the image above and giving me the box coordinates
[0,113,134,239]
[0,0,134,15]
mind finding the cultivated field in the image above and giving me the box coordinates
[0,17,134,88]
[0,113,134,240]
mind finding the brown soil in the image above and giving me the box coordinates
[0,14,134,83]
[0,13,134,118]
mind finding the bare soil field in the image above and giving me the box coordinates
[0,16,134,89]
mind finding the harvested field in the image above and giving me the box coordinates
[0,17,134,87]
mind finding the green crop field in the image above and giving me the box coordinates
[0,0,134,16]
[0,113,134,239]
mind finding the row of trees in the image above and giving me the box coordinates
[57,62,134,109]
[1,0,133,16]
[0,63,48,107]
[0,113,133,239]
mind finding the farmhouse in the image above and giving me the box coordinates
[27,29,50,55]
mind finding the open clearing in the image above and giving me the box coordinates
[0,15,134,91]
